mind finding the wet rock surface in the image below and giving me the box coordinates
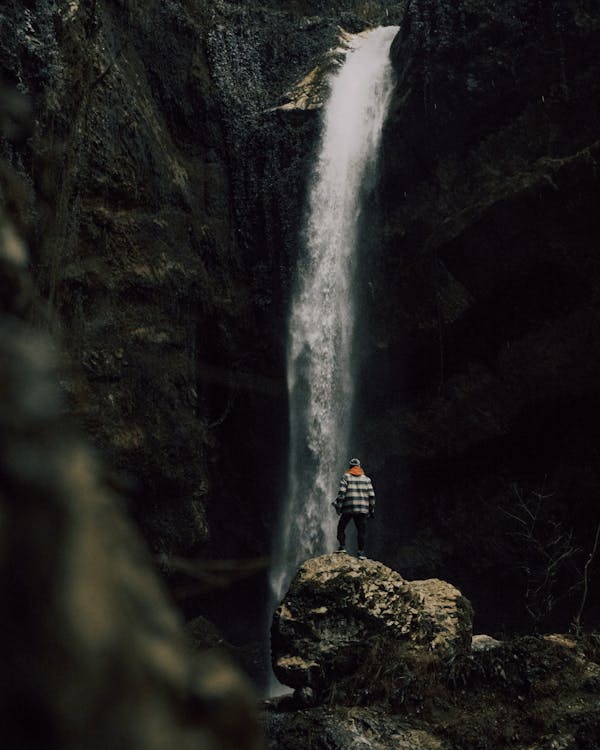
[271,554,473,694]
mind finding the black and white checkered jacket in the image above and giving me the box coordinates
[335,471,375,515]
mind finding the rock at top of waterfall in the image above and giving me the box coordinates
[272,27,390,112]
[271,554,473,694]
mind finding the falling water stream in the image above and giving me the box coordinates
[268,26,398,688]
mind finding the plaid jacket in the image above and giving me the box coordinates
[335,472,375,515]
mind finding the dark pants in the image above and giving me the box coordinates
[337,513,367,550]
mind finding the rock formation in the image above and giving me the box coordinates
[266,635,600,750]
[271,554,473,699]
[267,557,600,750]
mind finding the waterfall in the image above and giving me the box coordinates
[269,25,398,649]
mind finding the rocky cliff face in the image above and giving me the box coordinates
[0,0,407,681]
[354,0,600,634]
[0,188,260,748]
[28,1,405,561]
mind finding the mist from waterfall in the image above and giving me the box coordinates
[268,26,398,652]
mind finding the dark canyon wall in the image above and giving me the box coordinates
[359,0,600,633]
[2,0,600,693]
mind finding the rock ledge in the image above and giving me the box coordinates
[271,554,473,694]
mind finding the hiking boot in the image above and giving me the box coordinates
[357,551,366,560]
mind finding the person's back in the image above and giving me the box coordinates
[334,458,375,559]
[337,467,374,515]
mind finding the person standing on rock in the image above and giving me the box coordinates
[333,458,375,560]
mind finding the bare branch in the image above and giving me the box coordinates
[572,519,600,636]
[503,482,582,628]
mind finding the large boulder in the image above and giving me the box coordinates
[271,554,473,695]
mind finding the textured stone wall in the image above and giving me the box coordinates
[356,0,600,633]
[0,126,261,748]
